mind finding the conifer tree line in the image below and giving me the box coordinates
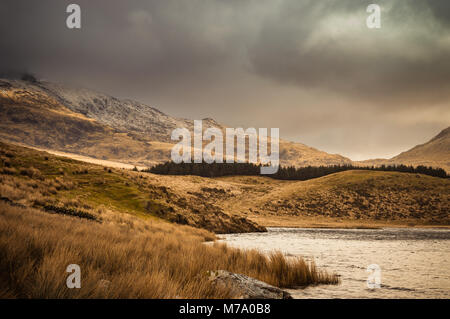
[143,162,448,180]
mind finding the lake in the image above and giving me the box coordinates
[219,227,450,298]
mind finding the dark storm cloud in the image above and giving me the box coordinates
[0,0,237,83]
[249,0,450,106]
[427,0,450,26]
[0,0,449,160]
[2,0,449,103]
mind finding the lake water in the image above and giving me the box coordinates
[219,227,450,299]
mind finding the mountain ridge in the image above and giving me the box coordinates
[0,78,353,168]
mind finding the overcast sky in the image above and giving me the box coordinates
[1,0,449,160]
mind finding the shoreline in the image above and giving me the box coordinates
[247,216,450,230]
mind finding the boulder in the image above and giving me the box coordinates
[208,270,292,299]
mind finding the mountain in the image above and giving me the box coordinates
[0,78,352,168]
[35,81,224,143]
[0,79,171,166]
[391,127,450,169]
[358,127,450,172]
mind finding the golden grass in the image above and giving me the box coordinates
[0,202,338,298]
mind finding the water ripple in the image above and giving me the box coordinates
[221,227,450,298]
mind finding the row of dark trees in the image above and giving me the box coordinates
[145,161,448,180]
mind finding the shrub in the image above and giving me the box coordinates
[1,167,17,175]
[43,204,98,221]
[19,167,42,179]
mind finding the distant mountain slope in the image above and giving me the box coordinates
[358,127,450,172]
[392,127,450,167]
[0,79,172,166]
[35,81,223,142]
[0,78,351,167]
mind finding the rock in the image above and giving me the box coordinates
[208,270,292,299]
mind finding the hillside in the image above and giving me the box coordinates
[136,166,449,228]
[1,142,448,230]
[235,171,450,228]
[0,79,175,166]
[0,78,351,168]
[358,127,450,172]
[0,141,264,233]
[391,127,450,170]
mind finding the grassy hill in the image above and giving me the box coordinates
[239,171,449,228]
[2,141,448,231]
[0,141,264,233]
